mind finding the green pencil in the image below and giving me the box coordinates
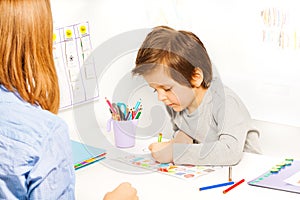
[135,111,141,119]
[158,133,162,142]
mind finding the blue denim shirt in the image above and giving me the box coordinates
[0,85,75,199]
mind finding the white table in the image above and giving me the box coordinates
[75,137,300,200]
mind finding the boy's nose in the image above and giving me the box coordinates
[157,90,167,101]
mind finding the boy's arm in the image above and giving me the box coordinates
[173,130,193,144]
[173,95,251,166]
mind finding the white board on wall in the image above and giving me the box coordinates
[52,0,300,127]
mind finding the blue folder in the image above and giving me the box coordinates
[71,140,106,170]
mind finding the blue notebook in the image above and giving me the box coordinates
[71,140,106,170]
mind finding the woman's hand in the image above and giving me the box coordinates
[103,182,138,200]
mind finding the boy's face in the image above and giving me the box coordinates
[143,66,198,113]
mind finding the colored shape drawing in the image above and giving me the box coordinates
[79,25,87,34]
[118,155,216,180]
[65,29,73,38]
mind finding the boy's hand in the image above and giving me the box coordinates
[148,141,173,163]
[173,130,193,144]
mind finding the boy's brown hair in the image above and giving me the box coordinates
[133,25,212,88]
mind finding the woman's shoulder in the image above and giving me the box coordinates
[1,97,68,146]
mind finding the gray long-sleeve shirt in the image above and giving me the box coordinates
[168,78,261,166]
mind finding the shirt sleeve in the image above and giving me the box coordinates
[173,94,251,166]
[27,119,75,199]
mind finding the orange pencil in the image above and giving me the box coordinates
[223,179,245,194]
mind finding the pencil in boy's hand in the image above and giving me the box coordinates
[158,133,162,142]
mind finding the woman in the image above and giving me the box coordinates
[0,0,138,199]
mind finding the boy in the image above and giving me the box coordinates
[132,26,261,165]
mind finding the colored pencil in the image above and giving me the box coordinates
[105,97,116,113]
[158,133,162,142]
[135,111,141,119]
[223,179,245,194]
[199,181,234,191]
[229,166,232,182]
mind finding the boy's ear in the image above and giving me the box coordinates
[191,67,203,88]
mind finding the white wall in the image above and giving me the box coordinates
[52,0,300,130]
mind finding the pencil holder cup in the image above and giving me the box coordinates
[106,118,138,148]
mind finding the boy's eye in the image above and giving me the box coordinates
[152,87,172,93]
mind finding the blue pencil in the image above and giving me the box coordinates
[133,98,141,112]
[199,181,234,191]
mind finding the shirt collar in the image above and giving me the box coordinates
[0,85,40,109]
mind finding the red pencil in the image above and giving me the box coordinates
[223,179,245,194]
[105,97,116,114]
